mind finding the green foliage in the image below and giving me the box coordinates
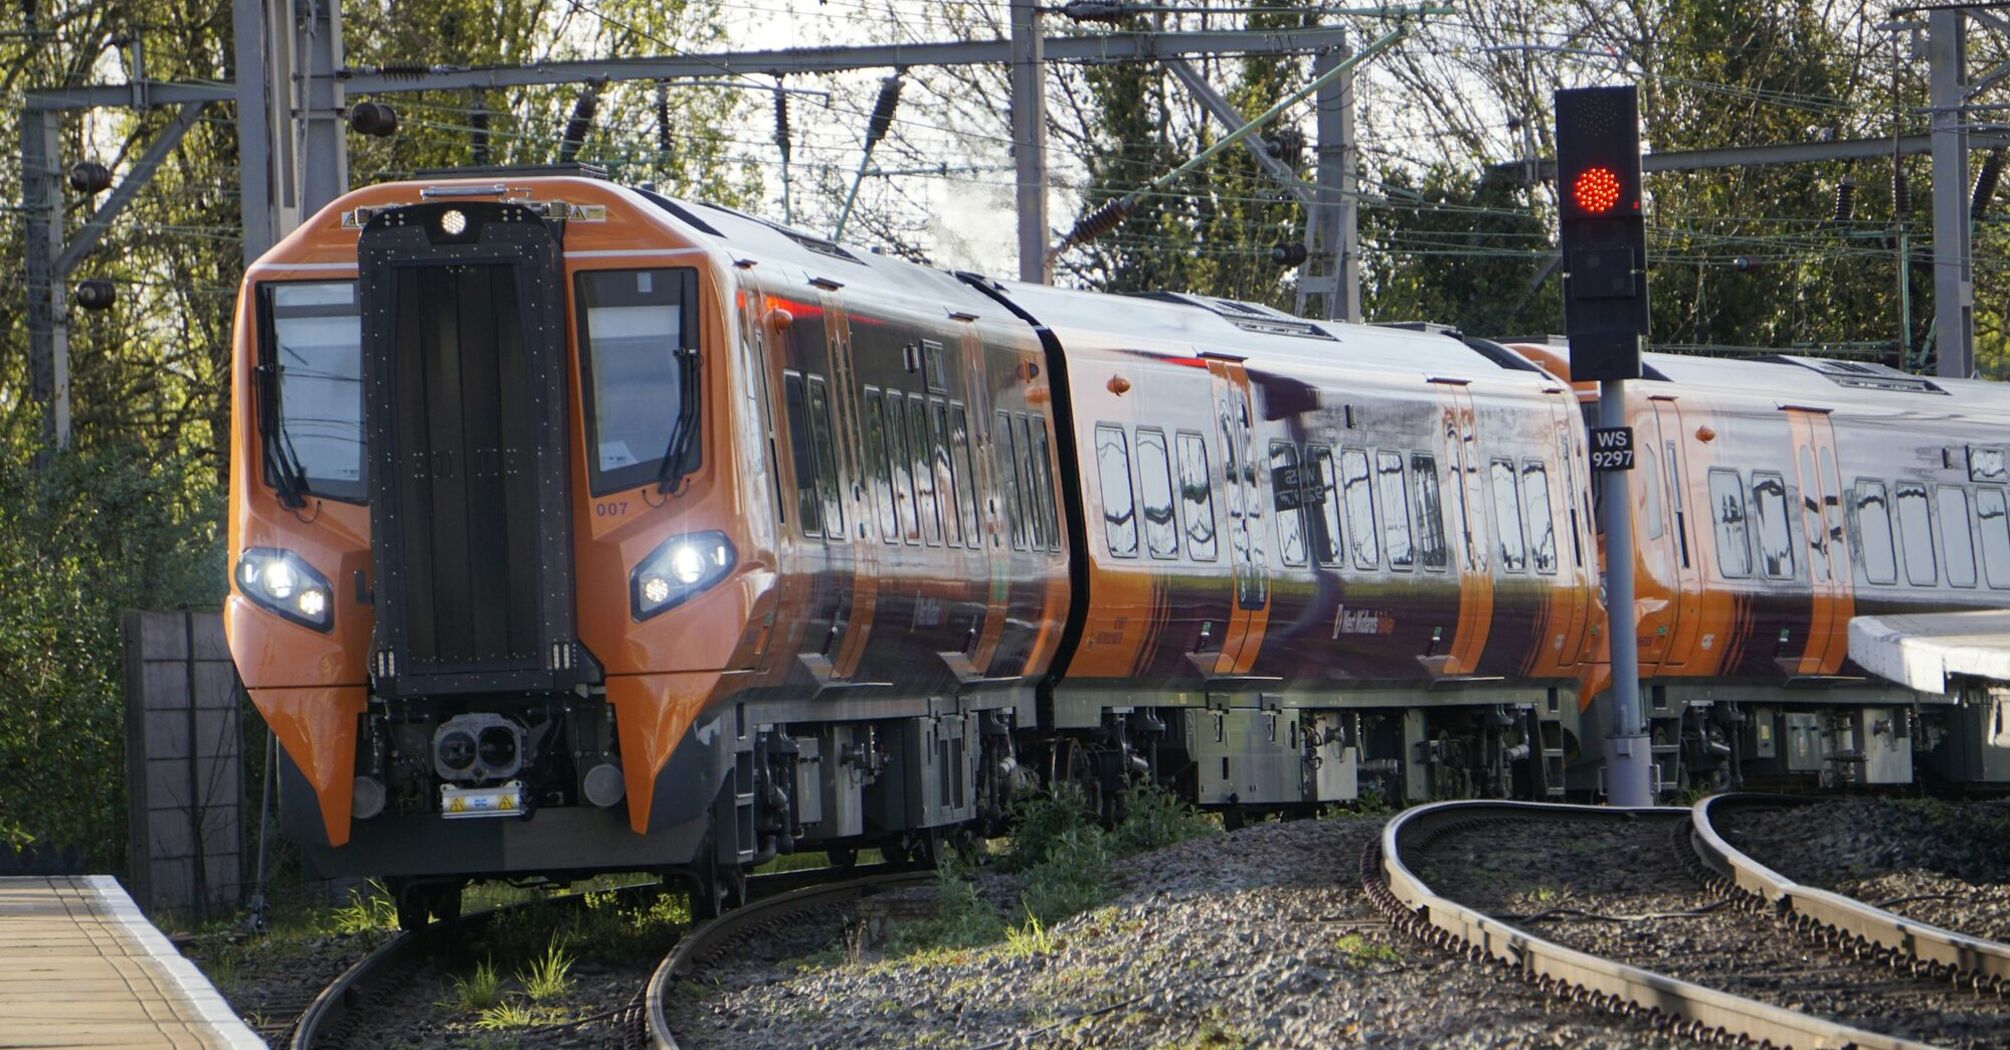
[450,959,505,1012]
[474,999,547,1031]
[0,447,224,867]
[1359,166,1558,337]
[1004,780,1095,872]
[1333,932,1404,966]
[1017,825,1111,927]
[1112,778,1219,854]
[516,940,575,1002]
[887,859,1006,956]
[332,880,399,934]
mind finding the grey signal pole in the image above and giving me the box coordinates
[1599,379,1652,807]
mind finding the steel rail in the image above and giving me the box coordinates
[1370,799,1937,1050]
[291,883,663,1049]
[646,869,936,1050]
[1692,792,2010,993]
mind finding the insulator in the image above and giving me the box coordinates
[347,101,397,138]
[1893,164,1911,217]
[67,161,112,195]
[1265,126,1305,169]
[1065,197,1135,247]
[470,93,490,166]
[1270,242,1308,267]
[74,278,115,310]
[656,83,672,154]
[1062,0,1132,21]
[377,63,427,80]
[1972,148,2005,222]
[774,90,792,163]
[560,88,600,163]
[864,75,903,151]
[1831,177,1856,223]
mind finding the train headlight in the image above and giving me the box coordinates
[631,531,735,620]
[235,547,334,631]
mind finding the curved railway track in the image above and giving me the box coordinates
[1368,799,1989,1049]
[1691,793,2010,994]
[644,868,936,1049]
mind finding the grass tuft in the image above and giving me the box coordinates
[475,999,544,1030]
[517,939,575,1002]
[1334,932,1403,965]
[330,879,398,934]
[450,958,504,1011]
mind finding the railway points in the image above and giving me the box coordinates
[0,875,262,1049]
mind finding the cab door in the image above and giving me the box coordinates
[1785,406,1853,674]
[1206,358,1268,675]
[1432,380,1492,676]
[1647,397,1703,668]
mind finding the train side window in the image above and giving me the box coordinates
[1798,447,1830,583]
[1940,485,1977,588]
[1271,441,1309,567]
[948,404,980,547]
[1895,482,1936,586]
[1342,448,1379,569]
[1751,473,1794,579]
[863,388,897,544]
[1853,479,1898,585]
[1976,487,2010,589]
[907,394,942,545]
[1033,422,1061,551]
[1707,469,1752,578]
[996,410,1026,550]
[1639,438,1666,541]
[931,401,962,547]
[806,375,843,539]
[1306,445,1343,566]
[1018,415,1051,550]
[1137,428,1179,559]
[781,371,823,537]
[1096,423,1140,558]
[1521,461,1556,575]
[1490,458,1527,573]
[1176,431,1219,561]
[1447,438,1481,572]
[1666,442,1690,569]
[885,392,919,544]
[1378,452,1414,571]
[1411,452,1448,571]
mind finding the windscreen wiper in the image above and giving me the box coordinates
[254,361,310,508]
[655,347,702,495]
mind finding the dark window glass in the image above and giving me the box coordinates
[1752,473,1794,578]
[1490,458,1527,572]
[949,405,979,547]
[1096,423,1139,557]
[863,390,897,544]
[806,375,843,539]
[1138,427,1179,559]
[1941,485,1977,588]
[1031,421,1060,550]
[782,372,822,536]
[1521,461,1556,575]
[1640,439,1665,541]
[1708,469,1752,578]
[909,394,942,545]
[1411,453,1447,571]
[1017,414,1046,549]
[886,392,918,543]
[576,268,698,495]
[1978,487,2010,589]
[1379,452,1413,571]
[1176,431,1218,561]
[265,281,365,500]
[997,410,1026,550]
[1342,448,1378,569]
[1271,441,1308,567]
[1667,442,1691,569]
[1897,482,1936,585]
[1854,480,1897,585]
[1447,437,1481,571]
[932,402,962,547]
[1307,445,1343,566]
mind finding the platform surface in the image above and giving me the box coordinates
[1850,609,2010,694]
[0,875,262,1049]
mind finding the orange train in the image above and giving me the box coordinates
[225,173,2010,922]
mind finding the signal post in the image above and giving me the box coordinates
[1555,85,1654,807]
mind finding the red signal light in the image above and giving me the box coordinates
[1573,166,1622,214]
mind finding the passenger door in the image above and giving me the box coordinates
[1785,406,1853,674]
[1647,397,1703,668]
[1207,358,1268,675]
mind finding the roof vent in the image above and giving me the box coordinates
[1135,292,1336,340]
[1763,354,1947,395]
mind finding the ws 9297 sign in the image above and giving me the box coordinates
[1590,426,1635,472]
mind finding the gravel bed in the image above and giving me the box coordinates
[665,816,1699,1049]
[1417,814,2010,1048]
[184,927,389,1043]
[1715,798,2010,943]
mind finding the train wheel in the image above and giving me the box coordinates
[428,883,463,924]
[826,846,858,870]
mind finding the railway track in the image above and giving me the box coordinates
[1370,799,2010,1048]
[1691,793,2010,994]
[643,868,936,1050]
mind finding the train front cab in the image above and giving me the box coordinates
[226,179,770,915]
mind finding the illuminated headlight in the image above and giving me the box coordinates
[235,547,334,631]
[631,531,735,620]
